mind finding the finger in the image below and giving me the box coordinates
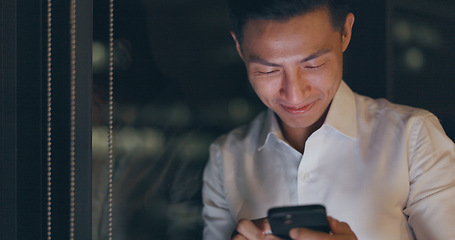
[232,232,248,240]
[328,216,355,235]
[236,219,267,240]
[289,227,327,240]
[288,217,358,240]
[252,218,272,233]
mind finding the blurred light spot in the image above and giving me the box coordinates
[168,103,191,127]
[404,47,425,72]
[393,20,412,43]
[415,24,442,48]
[393,19,443,49]
[228,97,250,122]
[92,41,107,73]
[200,103,230,126]
[114,127,165,157]
[136,103,191,127]
[92,126,108,159]
[177,133,211,160]
[139,128,165,156]
[116,127,141,153]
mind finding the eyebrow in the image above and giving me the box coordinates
[248,57,280,67]
[301,48,331,62]
[248,48,331,67]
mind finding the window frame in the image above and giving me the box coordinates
[1,0,93,239]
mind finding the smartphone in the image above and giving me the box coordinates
[267,204,330,239]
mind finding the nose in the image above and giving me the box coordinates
[280,68,310,103]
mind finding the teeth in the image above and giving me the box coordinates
[288,105,305,109]
[284,102,314,113]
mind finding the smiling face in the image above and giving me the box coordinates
[233,7,354,139]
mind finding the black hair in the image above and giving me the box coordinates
[227,0,351,44]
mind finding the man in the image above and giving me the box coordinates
[202,0,455,239]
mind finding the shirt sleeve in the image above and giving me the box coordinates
[403,113,455,239]
[202,142,236,240]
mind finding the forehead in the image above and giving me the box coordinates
[241,8,339,57]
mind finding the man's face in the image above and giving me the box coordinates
[233,8,354,133]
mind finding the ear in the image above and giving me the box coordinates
[230,31,244,61]
[341,13,355,53]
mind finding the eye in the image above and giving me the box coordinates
[305,63,325,70]
[257,70,279,76]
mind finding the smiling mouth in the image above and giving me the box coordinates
[283,102,315,114]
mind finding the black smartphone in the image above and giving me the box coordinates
[267,204,330,239]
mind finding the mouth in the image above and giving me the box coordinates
[282,101,315,115]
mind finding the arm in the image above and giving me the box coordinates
[202,142,236,240]
[404,113,455,239]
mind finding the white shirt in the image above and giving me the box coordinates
[202,81,455,240]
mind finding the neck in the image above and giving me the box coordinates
[279,107,329,153]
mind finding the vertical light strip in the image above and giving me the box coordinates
[46,0,53,239]
[69,0,77,238]
[108,0,115,239]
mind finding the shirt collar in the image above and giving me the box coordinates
[258,109,283,151]
[257,80,358,150]
[324,80,358,140]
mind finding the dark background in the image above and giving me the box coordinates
[3,0,454,239]
[91,0,455,239]
[90,0,455,239]
[93,0,455,138]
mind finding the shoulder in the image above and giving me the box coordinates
[211,110,269,151]
[350,92,450,150]
[206,110,270,181]
[354,93,435,126]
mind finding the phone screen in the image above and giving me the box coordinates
[267,204,330,239]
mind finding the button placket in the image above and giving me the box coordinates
[299,172,311,182]
[297,129,324,202]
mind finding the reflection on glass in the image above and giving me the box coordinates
[92,0,264,239]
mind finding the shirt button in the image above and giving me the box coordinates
[300,172,311,182]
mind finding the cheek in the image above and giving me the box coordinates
[306,71,334,88]
[249,80,274,107]
[310,63,343,89]
[304,74,341,102]
[249,77,280,98]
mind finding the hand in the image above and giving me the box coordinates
[232,217,281,240]
[288,216,357,240]
[232,216,357,240]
